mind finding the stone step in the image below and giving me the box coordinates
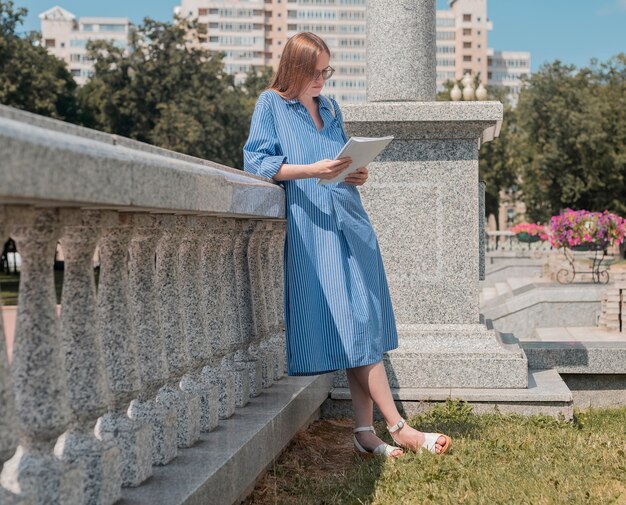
[333,325,528,390]
[118,374,332,505]
[494,281,512,296]
[521,341,626,374]
[323,368,573,420]
[480,287,498,302]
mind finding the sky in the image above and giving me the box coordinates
[15,0,626,72]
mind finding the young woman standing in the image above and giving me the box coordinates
[243,32,451,458]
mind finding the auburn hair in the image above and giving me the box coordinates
[267,32,330,100]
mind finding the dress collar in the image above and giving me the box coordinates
[284,95,331,111]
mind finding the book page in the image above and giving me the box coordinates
[317,136,394,185]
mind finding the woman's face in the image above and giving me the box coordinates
[299,51,331,100]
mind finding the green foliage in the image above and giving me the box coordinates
[78,18,264,168]
[516,56,626,222]
[0,0,78,120]
[478,89,520,225]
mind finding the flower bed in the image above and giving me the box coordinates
[509,223,549,243]
[549,209,626,250]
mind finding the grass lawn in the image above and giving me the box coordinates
[0,271,65,306]
[246,401,626,505]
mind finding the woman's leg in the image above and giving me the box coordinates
[346,368,403,456]
[350,361,448,454]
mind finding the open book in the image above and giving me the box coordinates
[317,136,394,185]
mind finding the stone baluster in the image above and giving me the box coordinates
[257,223,279,386]
[154,215,201,448]
[178,216,224,425]
[126,214,177,466]
[0,208,22,505]
[269,222,288,379]
[232,219,262,401]
[241,221,269,398]
[218,219,253,408]
[55,209,121,505]
[0,206,83,505]
[94,212,152,487]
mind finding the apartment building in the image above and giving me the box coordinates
[176,0,366,103]
[175,0,272,84]
[436,0,492,89]
[487,50,531,105]
[176,0,528,104]
[39,6,132,86]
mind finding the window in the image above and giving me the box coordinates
[209,36,218,42]
[463,28,471,36]
[70,53,81,62]
[60,42,65,48]
[209,8,218,14]
[198,8,208,16]
[100,24,126,32]
[70,39,87,47]
[463,55,472,62]
[288,23,297,30]
[463,41,471,48]
[477,44,481,48]
[70,69,81,77]
[463,14,471,21]
[45,38,56,48]
[464,69,472,75]
[477,30,481,35]
[436,31,455,40]
[82,24,94,32]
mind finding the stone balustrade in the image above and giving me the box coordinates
[0,105,287,505]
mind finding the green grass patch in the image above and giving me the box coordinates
[1,271,66,306]
[247,400,626,504]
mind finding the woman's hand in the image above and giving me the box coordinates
[344,167,368,186]
[308,157,352,180]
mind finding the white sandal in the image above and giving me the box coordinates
[386,417,452,455]
[353,426,403,458]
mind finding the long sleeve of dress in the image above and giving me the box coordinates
[243,100,288,184]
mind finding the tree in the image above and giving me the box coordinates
[78,17,253,168]
[516,56,626,222]
[0,1,78,121]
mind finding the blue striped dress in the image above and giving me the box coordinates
[243,89,398,376]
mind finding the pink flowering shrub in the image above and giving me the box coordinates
[509,223,549,241]
[549,209,626,249]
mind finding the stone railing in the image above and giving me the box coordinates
[0,105,287,505]
[485,230,553,252]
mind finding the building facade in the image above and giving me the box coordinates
[39,6,133,86]
[436,0,492,89]
[487,50,531,105]
[175,0,527,104]
[40,1,529,101]
[175,0,272,84]
[176,0,366,103]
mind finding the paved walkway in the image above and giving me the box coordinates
[529,326,626,343]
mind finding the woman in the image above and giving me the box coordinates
[243,32,451,457]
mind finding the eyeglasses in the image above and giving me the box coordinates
[312,66,335,81]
